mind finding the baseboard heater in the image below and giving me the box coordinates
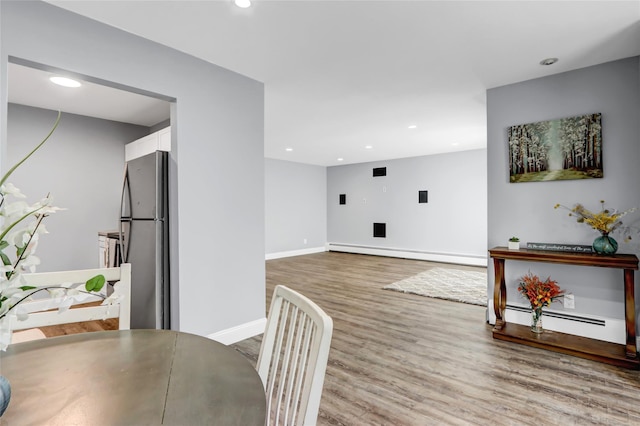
[326,243,487,266]
[328,243,484,256]
[506,304,606,327]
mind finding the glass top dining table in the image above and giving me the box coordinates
[0,329,266,425]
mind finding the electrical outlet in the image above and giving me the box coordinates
[564,293,575,309]
[303,238,307,245]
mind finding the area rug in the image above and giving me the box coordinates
[383,267,487,306]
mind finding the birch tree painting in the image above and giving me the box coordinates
[508,113,602,183]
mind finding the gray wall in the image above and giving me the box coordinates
[487,57,640,323]
[1,1,265,336]
[7,104,149,272]
[327,149,487,259]
[265,158,326,254]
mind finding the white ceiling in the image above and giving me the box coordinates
[13,1,639,166]
[8,62,171,127]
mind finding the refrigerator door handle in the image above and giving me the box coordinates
[119,164,133,263]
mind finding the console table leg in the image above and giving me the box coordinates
[493,258,506,331]
[624,269,637,359]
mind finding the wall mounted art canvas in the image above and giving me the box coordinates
[508,113,602,183]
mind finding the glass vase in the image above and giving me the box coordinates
[593,232,618,255]
[531,307,543,334]
[0,375,10,417]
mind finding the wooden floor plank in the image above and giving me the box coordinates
[233,252,640,426]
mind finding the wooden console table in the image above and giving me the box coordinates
[489,247,639,369]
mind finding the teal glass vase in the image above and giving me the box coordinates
[592,233,618,255]
[0,375,10,417]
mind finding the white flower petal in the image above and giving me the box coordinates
[48,288,65,299]
[0,183,26,198]
[58,297,73,313]
[3,201,30,217]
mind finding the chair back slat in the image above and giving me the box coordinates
[257,285,333,426]
[8,264,132,340]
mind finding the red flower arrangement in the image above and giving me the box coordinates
[517,271,565,309]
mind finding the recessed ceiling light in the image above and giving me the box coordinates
[408,125,417,129]
[337,158,344,162]
[49,76,81,88]
[539,58,558,66]
[365,145,373,149]
[452,142,460,146]
[234,0,251,8]
[285,147,293,152]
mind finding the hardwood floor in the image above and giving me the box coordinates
[232,252,640,426]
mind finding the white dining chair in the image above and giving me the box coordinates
[257,285,333,426]
[8,263,131,344]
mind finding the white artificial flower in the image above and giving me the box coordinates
[19,255,40,272]
[0,318,12,351]
[39,205,65,216]
[102,292,123,307]
[102,280,124,306]
[6,229,31,248]
[47,288,66,299]
[0,273,23,292]
[1,287,28,298]
[31,196,65,216]
[0,183,26,199]
[14,274,27,287]
[2,200,30,218]
[57,297,74,313]
[0,264,14,276]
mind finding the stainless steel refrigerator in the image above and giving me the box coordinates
[119,151,170,329]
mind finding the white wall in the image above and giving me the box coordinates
[1,1,265,337]
[7,104,149,272]
[265,158,326,258]
[487,57,640,331]
[327,149,487,265]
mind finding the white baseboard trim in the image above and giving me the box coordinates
[326,243,487,267]
[207,317,267,345]
[265,246,326,260]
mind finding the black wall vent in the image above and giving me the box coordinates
[373,167,387,177]
[373,223,386,238]
[339,194,346,205]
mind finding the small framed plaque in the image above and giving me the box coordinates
[526,242,593,253]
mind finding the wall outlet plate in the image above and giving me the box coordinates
[564,293,575,309]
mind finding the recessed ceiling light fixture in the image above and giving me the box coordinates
[408,125,417,129]
[285,147,293,152]
[337,158,344,162]
[234,0,251,8]
[365,145,373,149]
[49,76,81,88]
[539,57,558,66]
